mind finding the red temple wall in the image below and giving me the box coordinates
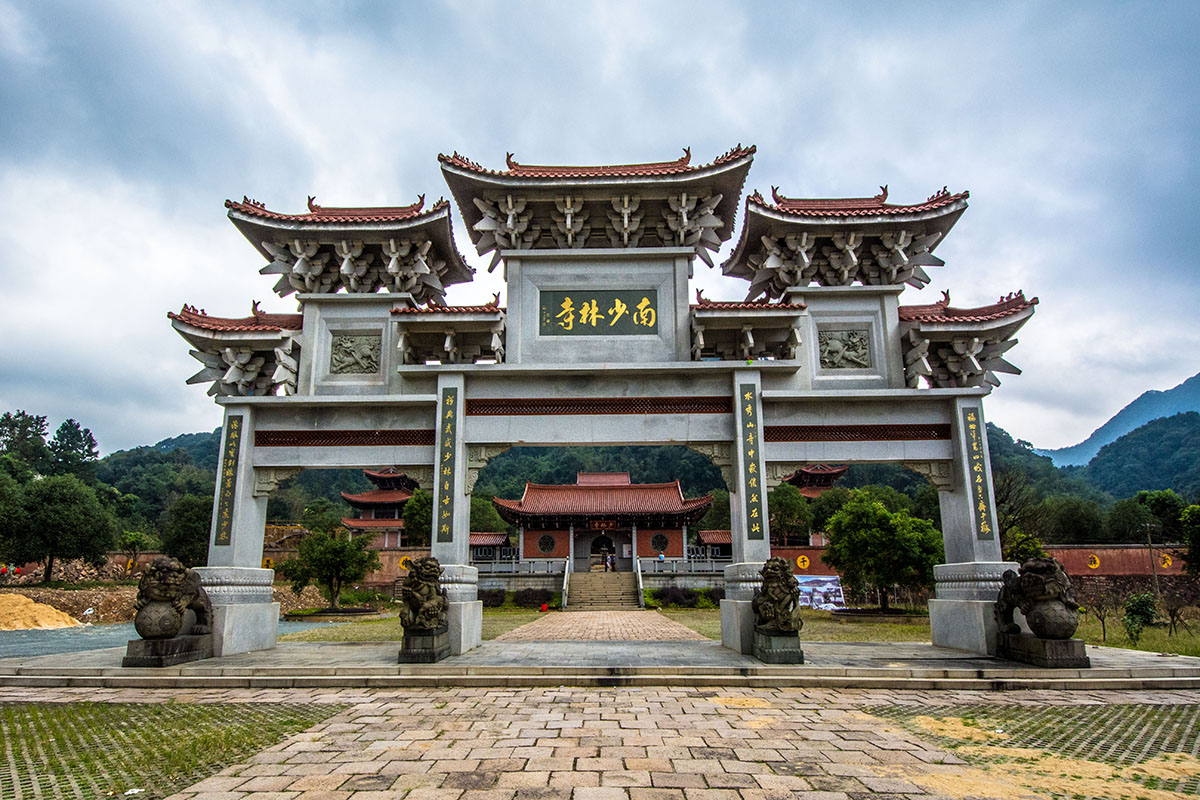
[635,529,684,558]
[522,529,570,560]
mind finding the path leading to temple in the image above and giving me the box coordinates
[495,611,709,643]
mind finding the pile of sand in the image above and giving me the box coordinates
[0,593,81,630]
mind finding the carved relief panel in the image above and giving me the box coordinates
[818,329,871,369]
[329,334,382,374]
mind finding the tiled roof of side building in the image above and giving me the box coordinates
[899,291,1038,324]
[342,517,405,529]
[340,489,414,505]
[750,185,969,218]
[470,532,509,547]
[391,303,502,314]
[698,530,732,545]
[168,303,302,332]
[692,299,807,311]
[225,195,447,224]
[438,145,755,179]
[493,481,711,517]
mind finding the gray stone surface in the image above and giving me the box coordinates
[752,630,804,663]
[209,602,279,657]
[122,633,214,667]
[929,598,1003,655]
[448,600,482,656]
[999,633,1091,668]
[720,598,755,654]
[397,626,450,663]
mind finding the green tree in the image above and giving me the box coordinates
[1106,498,1158,544]
[767,483,813,545]
[301,498,343,534]
[1181,505,1200,575]
[0,453,34,483]
[161,493,213,567]
[696,488,730,533]
[1038,494,1105,543]
[401,488,433,547]
[15,475,116,583]
[0,410,51,474]
[118,530,160,573]
[276,529,381,609]
[822,494,944,611]
[858,484,912,514]
[48,419,99,481]
[1001,526,1047,564]
[1134,489,1187,542]
[470,495,508,532]
[0,471,28,562]
[911,483,942,528]
[810,487,852,533]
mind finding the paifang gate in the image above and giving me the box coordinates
[170,146,1037,658]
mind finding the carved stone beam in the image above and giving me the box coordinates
[686,443,734,489]
[253,467,303,498]
[405,466,435,491]
[901,461,953,491]
[607,195,643,247]
[763,462,806,490]
[465,445,512,494]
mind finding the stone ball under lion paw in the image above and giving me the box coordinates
[134,601,197,639]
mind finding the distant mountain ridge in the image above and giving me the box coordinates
[1038,371,1200,466]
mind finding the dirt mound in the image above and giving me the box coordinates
[0,593,82,630]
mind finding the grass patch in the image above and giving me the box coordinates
[662,608,931,642]
[0,702,342,800]
[1076,613,1200,657]
[278,608,546,642]
[866,703,1200,798]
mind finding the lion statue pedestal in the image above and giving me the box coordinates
[397,556,451,663]
[750,557,805,664]
[994,557,1089,669]
[123,557,215,668]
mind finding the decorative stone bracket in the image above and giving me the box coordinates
[901,461,953,491]
[687,443,734,488]
[763,462,807,490]
[466,445,512,494]
[253,467,303,497]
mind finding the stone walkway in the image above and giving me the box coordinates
[495,611,709,642]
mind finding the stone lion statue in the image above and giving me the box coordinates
[752,556,803,634]
[399,556,448,631]
[996,557,1080,640]
[134,556,212,639]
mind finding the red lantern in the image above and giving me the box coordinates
[540,603,548,612]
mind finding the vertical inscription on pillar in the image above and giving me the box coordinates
[962,408,995,540]
[738,384,765,541]
[436,388,458,544]
[214,415,243,546]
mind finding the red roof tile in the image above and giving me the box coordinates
[698,530,731,545]
[751,185,969,218]
[576,472,630,485]
[225,195,448,224]
[470,532,509,546]
[493,480,711,519]
[899,291,1038,324]
[168,303,302,332]
[438,145,755,179]
[340,489,414,505]
[692,300,806,312]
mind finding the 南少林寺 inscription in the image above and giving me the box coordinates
[539,289,658,335]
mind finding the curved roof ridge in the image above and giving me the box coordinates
[225,195,449,224]
[438,145,755,179]
[168,303,302,332]
[899,290,1038,323]
[748,185,968,218]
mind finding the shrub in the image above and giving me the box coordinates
[643,588,661,609]
[479,589,507,608]
[707,587,725,603]
[337,586,390,607]
[1122,592,1158,644]
[652,587,699,608]
[513,588,553,608]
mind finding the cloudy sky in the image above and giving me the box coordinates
[0,1,1197,454]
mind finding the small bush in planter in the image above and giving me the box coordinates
[479,589,507,608]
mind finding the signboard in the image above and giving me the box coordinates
[539,289,658,335]
[738,383,766,541]
[962,408,996,540]
[590,520,617,530]
[213,415,243,546]
[795,575,846,610]
[436,388,458,543]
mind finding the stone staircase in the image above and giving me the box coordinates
[565,572,641,610]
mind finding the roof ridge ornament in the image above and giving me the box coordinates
[304,194,426,216]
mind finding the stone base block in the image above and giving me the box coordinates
[720,599,755,654]
[998,633,1090,668]
[123,634,214,667]
[399,626,451,663]
[929,598,1002,656]
[752,630,804,664]
[210,602,279,657]
[448,600,482,656]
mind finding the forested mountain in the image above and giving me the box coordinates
[1039,371,1200,466]
[1079,412,1200,501]
[151,429,222,471]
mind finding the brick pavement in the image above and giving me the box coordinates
[7,686,1190,796]
[5,686,1194,799]
[495,611,709,642]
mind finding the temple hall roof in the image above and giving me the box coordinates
[492,472,711,524]
[341,489,414,506]
[898,291,1039,324]
[225,195,440,224]
[438,146,754,180]
[168,303,302,333]
[760,186,970,218]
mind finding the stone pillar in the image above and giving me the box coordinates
[721,369,771,654]
[631,524,638,566]
[926,397,1016,655]
[430,372,481,655]
[195,404,279,657]
[568,524,575,573]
